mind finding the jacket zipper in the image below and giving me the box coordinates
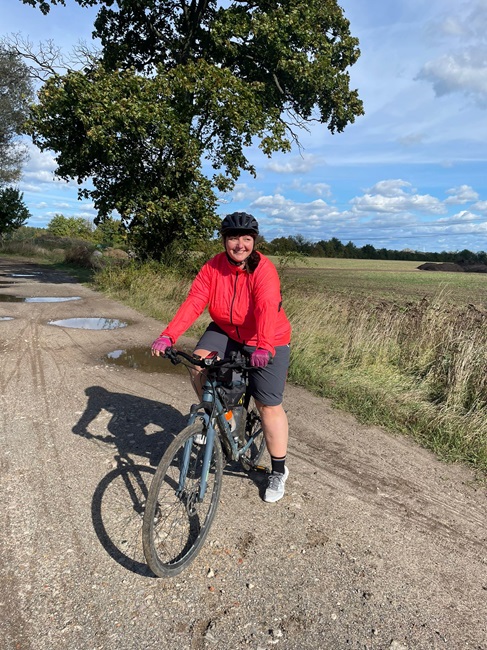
[229,271,241,341]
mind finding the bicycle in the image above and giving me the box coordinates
[142,347,267,577]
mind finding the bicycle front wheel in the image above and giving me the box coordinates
[142,421,223,577]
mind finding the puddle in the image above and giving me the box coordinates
[48,317,128,330]
[25,297,81,303]
[104,346,189,375]
[0,295,81,303]
[9,273,41,278]
[0,316,14,321]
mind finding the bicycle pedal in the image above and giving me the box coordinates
[254,464,270,474]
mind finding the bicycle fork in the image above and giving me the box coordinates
[177,411,215,502]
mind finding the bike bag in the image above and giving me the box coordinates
[217,381,246,410]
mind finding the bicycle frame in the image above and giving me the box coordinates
[177,365,257,502]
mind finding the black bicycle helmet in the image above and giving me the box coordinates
[220,212,259,235]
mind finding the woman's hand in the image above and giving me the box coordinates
[151,335,172,356]
[250,349,270,368]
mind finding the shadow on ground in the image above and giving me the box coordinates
[73,386,187,575]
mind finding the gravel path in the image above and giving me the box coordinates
[0,258,485,650]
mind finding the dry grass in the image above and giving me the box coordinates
[286,287,487,470]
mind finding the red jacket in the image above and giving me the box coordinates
[162,252,291,355]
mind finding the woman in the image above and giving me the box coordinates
[151,212,291,503]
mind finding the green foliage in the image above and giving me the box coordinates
[92,217,126,248]
[47,214,94,239]
[0,187,30,238]
[9,225,44,240]
[0,46,34,185]
[25,0,363,260]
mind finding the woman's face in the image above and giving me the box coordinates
[225,234,255,265]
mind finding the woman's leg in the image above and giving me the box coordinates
[190,348,212,399]
[255,400,289,503]
[254,401,288,459]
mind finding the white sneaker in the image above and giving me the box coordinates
[264,466,289,503]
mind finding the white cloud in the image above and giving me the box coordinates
[418,50,487,104]
[419,2,487,104]
[221,183,262,204]
[366,180,413,198]
[437,210,480,223]
[445,185,479,204]
[288,179,332,198]
[252,194,337,224]
[471,200,487,213]
[23,144,57,173]
[351,180,446,215]
[23,169,58,184]
[52,201,72,209]
[266,154,321,174]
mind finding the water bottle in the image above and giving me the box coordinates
[225,409,237,433]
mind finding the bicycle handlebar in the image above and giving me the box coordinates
[164,347,261,371]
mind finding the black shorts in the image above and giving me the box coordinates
[195,323,290,407]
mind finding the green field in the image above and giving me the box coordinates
[272,257,487,305]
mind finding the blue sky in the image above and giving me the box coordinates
[4,0,487,252]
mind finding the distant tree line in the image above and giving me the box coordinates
[10,225,487,265]
[262,234,487,265]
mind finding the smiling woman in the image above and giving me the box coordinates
[152,211,294,503]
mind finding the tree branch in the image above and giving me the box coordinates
[4,33,98,82]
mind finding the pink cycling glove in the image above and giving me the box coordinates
[151,335,172,356]
[250,348,270,368]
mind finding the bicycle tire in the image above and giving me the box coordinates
[142,421,223,577]
[239,400,266,471]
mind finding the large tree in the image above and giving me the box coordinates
[0,47,34,185]
[23,0,363,259]
[0,187,31,239]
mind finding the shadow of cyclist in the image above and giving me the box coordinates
[73,385,188,576]
[72,385,187,466]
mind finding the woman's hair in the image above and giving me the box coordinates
[246,250,261,273]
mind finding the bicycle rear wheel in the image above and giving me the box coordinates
[142,421,223,577]
[239,400,266,471]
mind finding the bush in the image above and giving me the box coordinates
[0,239,63,260]
[64,245,95,267]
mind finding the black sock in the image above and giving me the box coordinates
[271,455,286,475]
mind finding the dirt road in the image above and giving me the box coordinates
[0,257,485,650]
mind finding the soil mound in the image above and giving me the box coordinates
[418,261,487,273]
